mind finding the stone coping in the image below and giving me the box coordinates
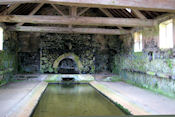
[4,80,155,117]
[123,69,175,80]
[6,81,48,117]
[90,81,154,115]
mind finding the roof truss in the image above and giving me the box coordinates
[0,15,155,27]
[0,0,175,12]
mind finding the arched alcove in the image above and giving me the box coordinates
[58,58,79,74]
[53,53,83,73]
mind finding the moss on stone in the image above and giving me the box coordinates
[146,71,156,76]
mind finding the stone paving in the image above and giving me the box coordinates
[93,81,175,115]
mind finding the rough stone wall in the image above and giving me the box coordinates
[113,27,175,97]
[0,24,18,86]
[17,32,119,74]
[17,32,40,73]
[40,34,96,73]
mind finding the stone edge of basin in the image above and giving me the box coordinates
[6,81,48,117]
[90,81,156,115]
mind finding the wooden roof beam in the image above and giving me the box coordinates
[7,26,130,35]
[0,0,175,12]
[132,9,147,19]
[51,4,65,16]
[69,6,77,28]
[99,8,124,30]
[16,3,44,26]
[0,15,155,27]
[0,3,20,15]
[77,7,89,16]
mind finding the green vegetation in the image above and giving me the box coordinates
[166,59,173,69]
[105,74,175,98]
[114,102,131,115]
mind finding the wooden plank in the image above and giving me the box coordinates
[99,8,123,29]
[51,4,65,16]
[68,6,77,28]
[77,7,89,16]
[0,3,20,15]
[0,15,155,27]
[16,3,44,26]
[71,6,77,16]
[99,8,113,17]
[155,13,175,23]
[132,9,146,19]
[7,26,130,35]
[0,0,175,12]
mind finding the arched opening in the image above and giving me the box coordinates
[58,58,79,74]
[53,53,83,74]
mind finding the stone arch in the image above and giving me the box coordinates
[53,53,83,73]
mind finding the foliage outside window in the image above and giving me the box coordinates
[134,32,143,52]
[159,19,173,49]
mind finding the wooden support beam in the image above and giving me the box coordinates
[99,8,113,17]
[51,4,65,16]
[132,9,147,19]
[69,6,77,28]
[0,15,155,27]
[7,26,130,35]
[0,0,175,12]
[99,8,124,30]
[0,3,20,15]
[77,7,89,16]
[155,13,175,23]
[70,6,77,16]
[16,3,44,26]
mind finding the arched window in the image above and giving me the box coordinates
[0,27,3,50]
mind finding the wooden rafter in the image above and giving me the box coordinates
[0,0,175,12]
[77,7,89,16]
[51,4,65,16]
[155,13,175,23]
[16,3,44,26]
[8,26,130,35]
[0,3,20,15]
[0,15,155,27]
[99,8,113,17]
[99,8,123,30]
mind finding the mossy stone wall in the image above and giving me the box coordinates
[113,27,175,97]
[0,24,18,86]
[17,33,120,74]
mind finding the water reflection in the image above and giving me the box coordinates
[32,84,125,117]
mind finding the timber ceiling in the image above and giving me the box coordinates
[0,3,166,18]
[0,1,174,35]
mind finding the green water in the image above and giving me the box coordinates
[31,84,126,117]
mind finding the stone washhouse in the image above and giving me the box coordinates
[0,0,175,117]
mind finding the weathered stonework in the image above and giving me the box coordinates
[112,27,175,97]
[0,24,18,86]
[17,32,119,74]
[53,53,83,73]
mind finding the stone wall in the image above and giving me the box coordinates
[113,27,175,97]
[17,32,40,73]
[0,24,18,86]
[17,32,119,74]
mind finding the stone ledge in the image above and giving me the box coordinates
[90,81,155,115]
[123,69,174,80]
[6,81,48,117]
